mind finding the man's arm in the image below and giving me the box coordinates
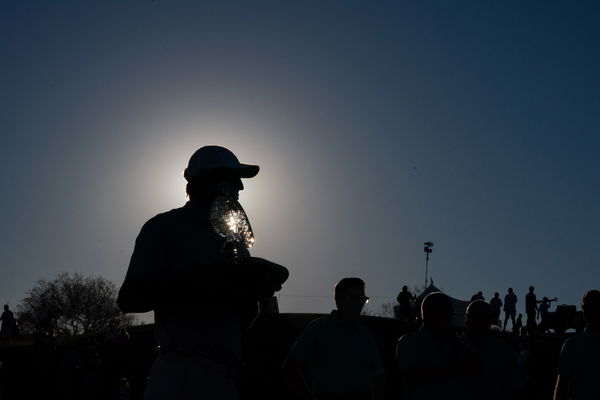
[554,338,572,400]
[117,275,155,313]
[118,259,286,314]
[553,374,569,400]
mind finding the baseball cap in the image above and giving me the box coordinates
[183,145,260,181]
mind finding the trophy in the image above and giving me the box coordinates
[209,183,288,315]
[209,186,254,262]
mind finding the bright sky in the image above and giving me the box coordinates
[1,1,599,322]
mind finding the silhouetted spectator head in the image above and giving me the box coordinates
[3,305,8,311]
[529,286,535,293]
[494,292,499,298]
[402,285,408,292]
[421,292,453,331]
[334,277,368,322]
[542,296,549,302]
[465,300,492,338]
[582,290,600,328]
[508,288,514,294]
[183,146,259,202]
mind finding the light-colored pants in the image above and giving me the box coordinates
[145,352,239,400]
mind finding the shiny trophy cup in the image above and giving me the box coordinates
[209,188,288,315]
[209,191,255,262]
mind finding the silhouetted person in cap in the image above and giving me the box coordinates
[283,277,384,400]
[554,290,600,400]
[117,145,288,400]
[525,286,538,329]
[462,300,523,400]
[396,292,470,400]
[397,285,414,325]
[503,288,517,332]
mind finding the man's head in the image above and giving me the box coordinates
[421,292,453,331]
[3,305,8,311]
[183,146,259,203]
[582,290,600,328]
[402,285,408,292]
[508,288,513,294]
[529,286,535,293]
[334,277,368,321]
[494,292,499,298]
[465,300,492,338]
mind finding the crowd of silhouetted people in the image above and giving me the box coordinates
[1,287,597,400]
[395,285,572,335]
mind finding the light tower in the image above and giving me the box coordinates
[424,241,433,287]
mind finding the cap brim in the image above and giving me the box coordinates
[236,164,260,178]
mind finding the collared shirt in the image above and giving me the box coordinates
[557,329,600,399]
[396,328,463,400]
[286,310,384,395]
[126,201,242,364]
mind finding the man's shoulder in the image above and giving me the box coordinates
[397,329,425,345]
[149,206,187,221]
[563,332,593,350]
[305,314,336,330]
[141,206,189,229]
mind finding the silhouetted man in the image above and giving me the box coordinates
[283,277,384,400]
[489,292,503,326]
[397,285,414,325]
[503,288,517,332]
[462,300,523,400]
[0,304,14,340]
[554,290,600,400]
[396,292,470,400]
[117,146,288,400]
[525,286,538,329]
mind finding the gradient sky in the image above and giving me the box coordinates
[1,1,599,322]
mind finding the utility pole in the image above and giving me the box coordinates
[424,241,433,287]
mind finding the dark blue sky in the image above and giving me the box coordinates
[1,1,599,319]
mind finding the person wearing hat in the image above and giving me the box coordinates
[117,145,288,400]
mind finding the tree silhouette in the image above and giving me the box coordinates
[17,272,133,335]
